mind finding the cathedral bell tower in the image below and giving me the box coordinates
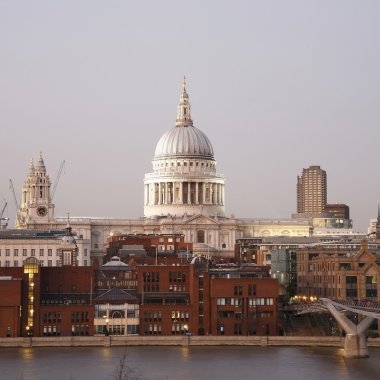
[17,152,55,228]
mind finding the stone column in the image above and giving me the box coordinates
[187,182,191,204]
[179,182,183,204]
[203,183,206,204]
[158,183,162,204]
[195,182,199,204]
[173,182,178,204]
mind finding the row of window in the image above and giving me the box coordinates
[0,259,88,267]
[43,312,62,323]
[216,297,274,306]
[171,324,188,334]
[169,271,186,283]
[144,311,162,322]
[155,161,216,169]
[169,284,186,292]
[72,312,89,323]
[172,311,189,322]
[143,323,162,335]
[0,248,88,257]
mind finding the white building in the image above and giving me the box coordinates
[0,228,91,267]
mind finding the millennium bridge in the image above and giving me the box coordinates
[295,298,380,358]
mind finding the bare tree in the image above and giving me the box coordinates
[112,350,142,380]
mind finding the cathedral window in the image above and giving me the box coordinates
[197,230,205,243]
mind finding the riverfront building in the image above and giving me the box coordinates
[297,240,380,301]
[0,251,279,337]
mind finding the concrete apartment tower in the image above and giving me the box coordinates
[297,165,327,215]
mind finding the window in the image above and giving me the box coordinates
[40,249,44,256]
[366,276,377,298]
[31,249,36,257]
[48,260,52,267]
[5,261,10,267]
[48,249,52,256]
[84,260,88,266]
[197,230,205,243]
[14,260,18,267]
[14,249,18,257]
[84,249,88,257]
[6,249,10,256]
[346,276,357,298]
[234,285,243,296]
[63,250,72,265]
[248,284,256,296]
[23,249,27,256]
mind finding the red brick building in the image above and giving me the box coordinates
[0,259,94,337]
[137,260,279,336]
[104,233,193,264]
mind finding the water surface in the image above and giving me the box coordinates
[1,346,379,380]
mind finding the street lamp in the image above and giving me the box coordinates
[106,318,109,335]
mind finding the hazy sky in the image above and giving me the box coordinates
[1,1,379,232]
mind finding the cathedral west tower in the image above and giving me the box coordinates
[144,78,225,218]
[17,152,55,228]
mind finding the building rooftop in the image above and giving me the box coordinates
[0,229,66,240]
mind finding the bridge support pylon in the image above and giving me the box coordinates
[344,334,369,358]
[321,298,375,358]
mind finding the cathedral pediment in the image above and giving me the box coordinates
[183,214,219,225]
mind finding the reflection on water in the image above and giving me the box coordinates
[0,346,380,380]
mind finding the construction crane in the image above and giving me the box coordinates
[51,160,65,200]
[9,179,19,210]
[0,200,8,229]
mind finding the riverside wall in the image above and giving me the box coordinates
[1,336,380,348]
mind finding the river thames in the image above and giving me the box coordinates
[1,346,380,380]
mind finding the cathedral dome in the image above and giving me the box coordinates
[154,77,214,161]
[154,125,214,160]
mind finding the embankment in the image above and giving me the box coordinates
[1,335,380,348]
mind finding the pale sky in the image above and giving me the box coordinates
[0,1,379,232]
